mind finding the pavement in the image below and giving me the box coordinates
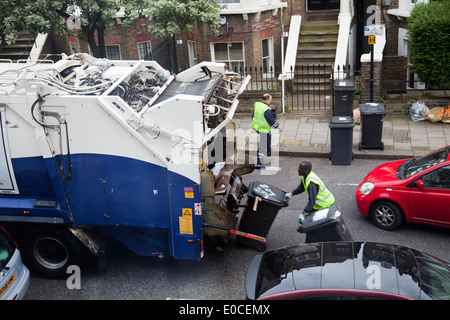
[231,110,450,161]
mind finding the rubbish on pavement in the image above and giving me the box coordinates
[410,101,429,122]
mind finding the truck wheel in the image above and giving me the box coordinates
[21,227,84,279]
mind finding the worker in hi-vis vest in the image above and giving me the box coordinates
[251,93,280,164]
[285,161,335,224]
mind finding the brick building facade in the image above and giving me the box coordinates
[194,10,285,72]
[44,1,290,74]
[45,19,173,71]
[41,0,419,102]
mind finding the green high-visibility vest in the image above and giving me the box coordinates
[252,102,271,134]
[302,171,335,210]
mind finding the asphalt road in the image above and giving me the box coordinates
[24,157,450,300]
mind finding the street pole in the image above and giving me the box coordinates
[281,37,285,114]
[370,43,374,102]
[281,6,285,113]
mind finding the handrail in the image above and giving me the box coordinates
[279,15,302,81]
[28,33,48,62]
[333,0,352,79]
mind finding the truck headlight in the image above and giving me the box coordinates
[359,182,374,195]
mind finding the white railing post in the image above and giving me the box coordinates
[334,0,352,79]
[28,33,48,62]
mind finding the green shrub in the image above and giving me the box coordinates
[407,0,450,89]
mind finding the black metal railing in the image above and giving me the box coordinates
[331,64,360,111]
[230,66,280,91]
[233,64,361,111]
[286,64,333,111]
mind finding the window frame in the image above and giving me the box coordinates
[137,41,153,61]
[106,45,122,60]
[187,40,197,67]
[210,41,245,73]
[261,37,274,75]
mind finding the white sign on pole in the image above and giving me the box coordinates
[364,25,384,36]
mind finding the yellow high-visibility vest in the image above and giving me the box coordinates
[302,171,335,210]
[252,102,271,134]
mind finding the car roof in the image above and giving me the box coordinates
[249,242,449,300]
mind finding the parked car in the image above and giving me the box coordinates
[355,145,450,230]
[246,242,450,300]
[0,226,30,300]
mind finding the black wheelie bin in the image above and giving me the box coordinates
[329,116,354,165]
[237,181,288,250]
[334,79,356,116]
[297,205,352,243]
[359,103,385,150]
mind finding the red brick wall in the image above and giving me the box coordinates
[361,60,382,103]
[195,9,284,72]
[46,2,302,73]
[49,19,172,69]
[381,55,408,92]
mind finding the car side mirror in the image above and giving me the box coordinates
[416,180,424,189]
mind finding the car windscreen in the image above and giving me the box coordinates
[0,229,14,269]
[412,249,450,300]
[405,147,450,178]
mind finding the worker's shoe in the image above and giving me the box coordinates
[257,153,271,165]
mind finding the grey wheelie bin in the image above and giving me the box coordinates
[329,116,354,165]
[334,79,356,116]
[297,205,352,243]
[359,103,385,150]
[237,181,288,251]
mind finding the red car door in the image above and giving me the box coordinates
[408,165,450,227]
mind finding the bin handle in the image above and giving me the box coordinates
[252,196,262,212]
[203,224,266,243]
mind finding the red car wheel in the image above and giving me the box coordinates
[371,200,404,231]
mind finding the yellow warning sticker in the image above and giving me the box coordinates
[184,187,194,198]
[182,208,192,216]
[179,208,193,234]
[179,217,193,234]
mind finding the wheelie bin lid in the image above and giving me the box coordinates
[298,205,342,232]
[359,103,385,115]
[329,116,354,128]
[248,181,288,207]
[334,79,356,91]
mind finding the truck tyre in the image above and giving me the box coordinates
[21,226,84,279]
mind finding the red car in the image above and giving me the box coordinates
[355,145,450,230]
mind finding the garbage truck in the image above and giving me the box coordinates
[0,53,252,278]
